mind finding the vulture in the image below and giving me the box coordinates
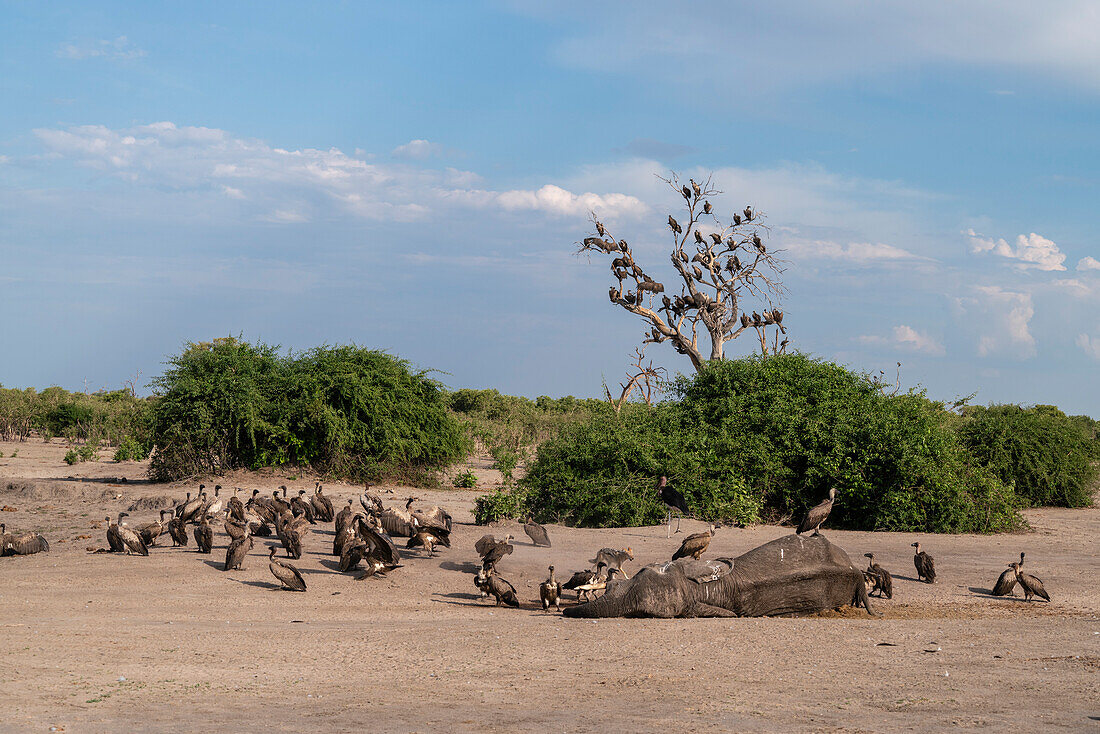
[0,523,49,556]
[226,488,245,522]
[682,184,692,200]
[657,476,690,537]
[863,553,893,599]
[671,525,716,561]
[694,230,705,245]
[105,513,125,552]
[911,542,936,583]
[247,490,277,524]
[563,563,608,602]
[740,313,750,329]
[753,234,764,253]
[275,510,308,559]
[268,546,306,591]
[691,179,701,197]
[290,490,316,524]
[570,565,621,600]
[311,484,335,522]
[272,488,291,516]
[733,213,742,225]
[523,519,551,548]
[703,201,712,214]
[339,540,369,573]
[992,553,1025,596]
[411,500,452,532]
[595,221,605,236]
[406,516,450,557]
[224,517,250,542]
[668,215,682,234]
[167,515,188,547]
[593,547,634,578]
[333,512,363,558]
[475,567,520,607]
[193,514,213,554]
[115,514,149,556]
[479,535,515,570]
[692,265,704,281]
[796,487,836,537]
[539,566,562,612]
[352,517,402,579]
[137,510,172,547]
[743,207,753,221]
[174,492,192,519]
[378,497,417,538]
[179,490,205,524]
[709,232,722,245]
[224,533,252,571]
[335,499,355,534]
[1011,562,1050,602]
[204,486,223,518]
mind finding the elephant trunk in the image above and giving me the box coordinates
[562,593,620,618]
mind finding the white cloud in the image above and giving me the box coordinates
[858,325,944,356]
[1077,333,1100,361]
[966,229,1066,271]
[30,122,644,223]
[786,240,924,263]
[1077,256,1100,271]
[533,2,1100,94]
[959,285,1036,358]
[391,139,445,160]
[56,36,146,61]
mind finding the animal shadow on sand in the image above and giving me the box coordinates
[233,579,283,591]
[439,560,480,573]
[892,573,925,583]
[968,586,1026,602]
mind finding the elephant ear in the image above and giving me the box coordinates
[677,558,735,584]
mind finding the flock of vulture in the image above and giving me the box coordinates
[1,476,1051,608]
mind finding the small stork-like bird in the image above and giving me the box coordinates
[657,476,690,537]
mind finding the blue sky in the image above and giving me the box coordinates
[1,1,1098,416]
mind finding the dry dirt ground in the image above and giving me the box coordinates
[1,439,1098,733]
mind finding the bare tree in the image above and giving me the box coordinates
[580,174,789,371]
[604,346,667,414]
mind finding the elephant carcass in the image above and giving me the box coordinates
[563,534,874,618]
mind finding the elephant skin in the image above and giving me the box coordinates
[563,534,874,619]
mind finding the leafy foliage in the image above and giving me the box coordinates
[452,470,478,488]
[0,384,152,448]
[957,404,1097,508]
[149,338,470,483]
[481,354,1024,533]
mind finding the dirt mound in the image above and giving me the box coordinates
[2,480,117,502]
[126,495,174,511]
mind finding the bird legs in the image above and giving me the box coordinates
[666,510,683,538]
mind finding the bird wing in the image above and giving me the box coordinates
[1021,573,1050,601]
[475,535,497,556]
[663,486,690,514]
[6,532,49,555]
[357,520,401,565]
[991,568,1016,596]
[671,535,704,561]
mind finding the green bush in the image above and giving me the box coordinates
[113,435,151,462]
[149,338,470,483]
[957,404,1097,508]
[0,384,152,446]
[483,354,1023,533]
[77,442,100,462]
[64,449,79,465]
[474,488,527,525]
[453,470,478,488]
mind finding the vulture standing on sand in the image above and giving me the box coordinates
[1011,561,1050,602]
[268,546,307,591]
[657,476,690,537]
[863,553,893,599]
[137,510,171,547]
[167,514,188,547]
[224,517,250,541]
[227,488,245,522]
[179,490,205,524]
[204,486,223,518]
[992,553,1025,596]
[105,513,127,553]
[523,519,551,547]
[224,533,252,571]
[0,523,49,556]
[290,490,316,524]
[115,514,149,556]
[539,566,562,612]
[912,542,936,583]
[174,492,192,519]
[476,567,520,607]
[796,488,836,537]
[194,513,213,554]
[378,497,417,537]
[411,500,452,532]
[406,516,450,557]
[311,484,335,522]
[352,517,402,579]
[672,525,716,561]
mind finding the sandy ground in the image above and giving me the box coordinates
[0,438,1098,733]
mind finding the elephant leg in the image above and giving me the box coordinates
[682,602,738,618]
